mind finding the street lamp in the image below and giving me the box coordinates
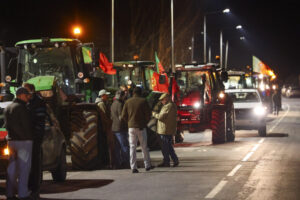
[236,25,243,30]
[73,27,81,39]
[204,8,230,63]
[222,8,230,13]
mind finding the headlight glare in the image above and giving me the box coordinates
[3,147,9,156]
[193,102,201,109]
[254,106,266,115]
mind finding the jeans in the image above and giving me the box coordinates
[6,140,33,198]
[128,128,151,169]
[160,135,178,164]
[114,132,130,167]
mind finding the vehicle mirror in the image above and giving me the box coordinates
[221,71,228,82]
[159,74,166,84]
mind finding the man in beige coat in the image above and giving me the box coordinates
[153,93,179,167]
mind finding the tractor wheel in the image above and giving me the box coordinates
[51,146,67,182]
[70,111,99,170]
[226,104,235,142]
[211,109,226,144]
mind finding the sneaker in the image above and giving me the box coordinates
[132,169,139,173]
[145,166,155,171]
[157,162,170,167]
[173,161,179,167]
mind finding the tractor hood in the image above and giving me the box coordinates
[26,76,55,91]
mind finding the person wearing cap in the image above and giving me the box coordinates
[96,89,116,168]
[4,87,33,200]
[152,93,179,167]
[121,87,154,173]
[111,90,129,168]
[23,83,47,199]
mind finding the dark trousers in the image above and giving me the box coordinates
[29,140,42,195]
[160,135,178,164]
[114,132,130,168]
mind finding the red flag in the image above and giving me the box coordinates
[151,72,169,93]
[155,52,165,73]
[99,52,116,75]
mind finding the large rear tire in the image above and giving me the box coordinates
[70,111,99,170]
[226,105,235,142]
[211,109,226,144]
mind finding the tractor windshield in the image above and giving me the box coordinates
[176,71,207,92]
[116,67,152,90]
[19,46,76,94]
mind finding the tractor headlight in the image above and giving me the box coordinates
[253,106,266,116]
[3,147,9,156]
[219,92,225,99]
[40,90,54,98]
[193,102,201,109]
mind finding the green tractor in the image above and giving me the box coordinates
[2,38,109,170]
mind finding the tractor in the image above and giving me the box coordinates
[0,38,109,172]
[175,63,235,144]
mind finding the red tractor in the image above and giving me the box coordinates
[175,63,235,144]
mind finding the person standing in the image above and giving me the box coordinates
[4,87,33,200]
[121,87,154,173]
[272,89,280,115]
[23,83,47,199]
[96,89,115,168]
[111,90,129,168]
[152,93,179,167]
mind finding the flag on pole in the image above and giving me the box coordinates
[155,52,165,73]
[99,52,116,75]
[252,56,270,74]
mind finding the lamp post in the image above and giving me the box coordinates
[171,0,175,73]
[203,8,230,63]
[220,30,223,69]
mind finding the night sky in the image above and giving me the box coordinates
[1,0,299,81]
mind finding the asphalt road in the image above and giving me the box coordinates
[1,97,300,200]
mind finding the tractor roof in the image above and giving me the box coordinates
[175,63,220,71]
[15,38,80,47]
[114,61,155,68]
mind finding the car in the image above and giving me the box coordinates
[285,86,300,98]
[226,88,267,136]
[0,103,67,182]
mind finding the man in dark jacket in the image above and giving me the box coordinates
[121,87,154,173]
[111,90,129,168]
[4,87,33,200]
[23,83,47,199]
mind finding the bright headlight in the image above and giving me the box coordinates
[253,106,266,115]
[3,147,9,156]
[40,90,53,98]
[193,102,201,109]
[219,92,225,99]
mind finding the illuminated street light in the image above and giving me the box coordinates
[240,36,245,40]
[236,25,243,29]
[222,8,230,13]
[73,27,81,38]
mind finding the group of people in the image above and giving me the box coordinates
[96,86,179,173]
[4,84,47,200]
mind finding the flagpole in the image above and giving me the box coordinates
[171,0,175,73]
[111,0,114,63]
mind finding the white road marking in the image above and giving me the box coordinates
[258,138,265,144]
[242,152,254,162]
[205,180,228,199]
[227,164,242,177]
[268,104,290,133]
[251,143,260,152]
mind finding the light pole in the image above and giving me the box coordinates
[220,30,223,69]
[111,0,114,63]
[203,8,230,64]
[171,0,175,73]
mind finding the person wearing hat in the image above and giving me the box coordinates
[152,93,179,167]
[96,89,116,168]
[111,90,129,168]
[4,87,33,200]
